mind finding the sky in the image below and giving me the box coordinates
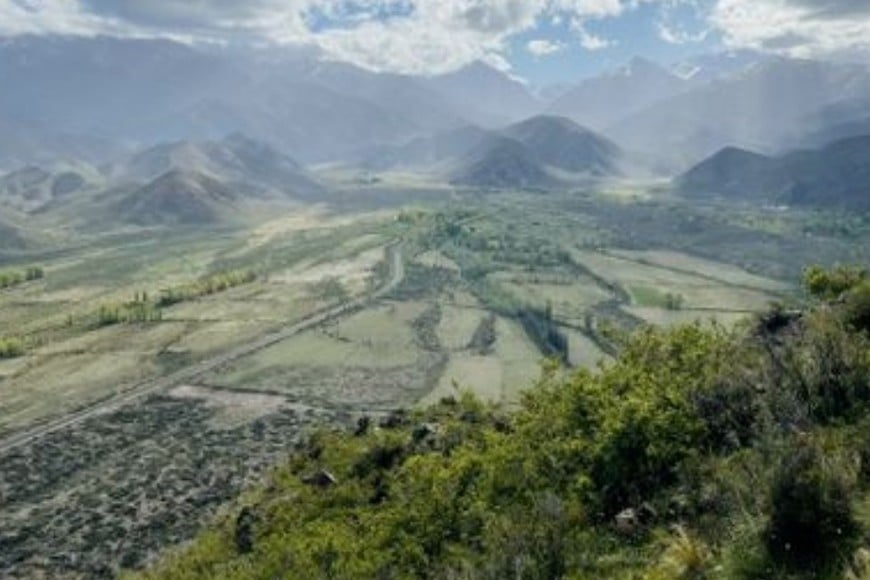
[2,0,870,84]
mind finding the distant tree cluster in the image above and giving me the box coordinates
[0,337,25,359]
[664,292,685,311]
[97,301,163,327]
[157,270,256,307]
[308,277,349,304]
[0,266,44,289]
[517,303,569,363]
[91,270,255,328]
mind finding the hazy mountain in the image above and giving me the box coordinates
[548,57,689,130]
[676,136,870,210]
[0,166,93,213]
[428,62,542,126]
[802,118,870,149]
[0,117,126,171]
[0,212,32,250]
[450,115,623,188]
[0,36,458,164]
[671,50,766,83]
[798,98,870,147]
[503,116,622,176]
[609,58,870,172]
[115,169,238,226]
[302,61,467,133]
[353,125,493,171]
[0,36,240,139]
[450,137,554,189]
[109,134,323,198]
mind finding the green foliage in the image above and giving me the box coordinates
[844,281,870,332]
[0,265,44,288]
[158,270,256,307]
[138,266,870,579]
[804,264,866,300]
[766,441,859,574]
[308,276,349,303]
[0,337,26,359]
[97,302,163,326]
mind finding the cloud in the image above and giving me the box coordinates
[710,0,870,58]
[527,38,564,56]
[0,0,715,74]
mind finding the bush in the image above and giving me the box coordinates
[0,337,25,358]
[844,281,870,332]
[158,270,256,307]
[804,265,866,300]
[766,442,858,573]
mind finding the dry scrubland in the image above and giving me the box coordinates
[2,185,866,578]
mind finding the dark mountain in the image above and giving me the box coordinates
[549,57,689,130]
[115,169,237,226]
[450,115,623,188]
[427,62,542,126]
[502,116,622,176]
[609,58,870,172]
[676,136,870,210]
[450,137,553,189]
[109,134,323,198]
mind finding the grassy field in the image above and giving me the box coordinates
[0,213,397,436]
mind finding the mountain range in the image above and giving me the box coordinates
[676,136,870,211]
[1,35,870,210]
[355,115,624,188]
[0,134,325,230]
[607,58,870,172]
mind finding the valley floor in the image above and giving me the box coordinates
[0,183,867,577]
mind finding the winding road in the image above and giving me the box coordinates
[0,243,404,454]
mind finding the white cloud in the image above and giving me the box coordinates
[710,0,870,58]
[6,0,869,78]
[577,27,613,50]
[657,21,708,44]
[527,38,564,56]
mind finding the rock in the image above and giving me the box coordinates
[302,469,337,488]
[614,508,639,535]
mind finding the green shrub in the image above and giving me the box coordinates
[766,442,858,574]
[0,337,25,358]
[158,270,256,307]
[844,281,870,332]
[804,265,866,300]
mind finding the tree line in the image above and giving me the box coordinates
[0,267,44,289]
[94,269,257,328]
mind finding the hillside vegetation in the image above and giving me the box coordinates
[138,266,870,579]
